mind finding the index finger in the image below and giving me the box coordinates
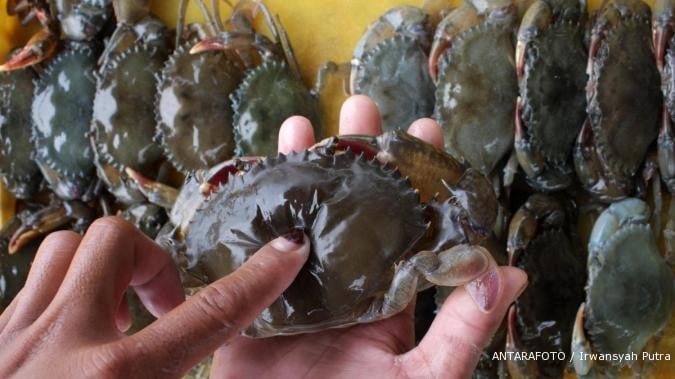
[121,234,310,374]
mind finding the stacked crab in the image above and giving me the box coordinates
[0,0,322,316]
[347,0,674,377]
[0,0,674,378]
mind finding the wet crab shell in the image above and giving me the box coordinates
[231,59,321,157]
[584,202,673,366]
[352,34,435,132]
[92,43,169,202]
[0,67,41,199]
[155,39,244,174]
[31,41,100,200]
[184,150,428,336]
[512,229,585,377]
[55,0,113,41]
[434,21,517,175]
[519,20,587,177]
[587,16,661,177]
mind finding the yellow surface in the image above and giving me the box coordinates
[0,0,671,377]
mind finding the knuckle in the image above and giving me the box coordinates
[83,344,131,378]
[194,283,240,332]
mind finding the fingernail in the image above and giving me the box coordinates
[271,230,306,253]
[465,267,501,313]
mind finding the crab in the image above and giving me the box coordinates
[431,0,518,177]
[573,0,661,202]
[505,193,585,378]
[191,0,321,157]
[513,0,588,191]
[127,129,498,337]
[571,198,674,377]
[0,1,113,201]
[654,0,675,194]
[332,5,436,132]
[156,0,320,171]
[154,0,246,174]
[90,0,170,204]
[0,54,41,199]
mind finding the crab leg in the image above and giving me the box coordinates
[125,167,179,209]
[505,305,538,378]
[381,244,493,317]
[8,200,95,254]
[0,27,59,71]
[428,4,480,81]
[571,303,593,376]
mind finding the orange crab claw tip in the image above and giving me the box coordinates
[8,230,39,254]
[189,39,227,54]
[125,167,149,185]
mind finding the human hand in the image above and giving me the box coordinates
[211,95,528,379]
[0,215,310,377]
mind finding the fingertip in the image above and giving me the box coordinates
[501,266,528,302]
[278,116,316,154]
[339,95,382,135]
[407,118,444,149]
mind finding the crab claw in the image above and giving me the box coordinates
[8,201,94,254]
[0,28,59,71]
[125,167,178,209]
[505,305,538,378]
[571,303,593,376]
[428,39,447,82]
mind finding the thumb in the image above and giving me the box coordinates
[118,232,310,376]
[401,266,527,378]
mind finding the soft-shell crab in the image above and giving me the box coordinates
[514,0,587,191]
[571,198,673,377]
[0,55,41,199]
[432,0,518,176]
[340,5,436,132]
[190,0,321,157]
[91,0,170,204]
[1,1,113,201]
[505,193,585,378]
[128,130,498,337]
[573,0,661,202]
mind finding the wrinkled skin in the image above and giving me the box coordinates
[506,194,585,378]
[572,198,674,377]
[32,41,100,201]
[349,6,435,132]
[0,66,41,199]
[91,0,170,204]
[654,0,675,194]
[433,0,517,176]
[574,0,661,202]
[514,0,587,191]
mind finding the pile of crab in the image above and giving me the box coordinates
[332,0,675,377]
[0,0,674,377]
[0,0,321,317]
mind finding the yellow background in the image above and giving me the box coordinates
[1,1,672,377]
